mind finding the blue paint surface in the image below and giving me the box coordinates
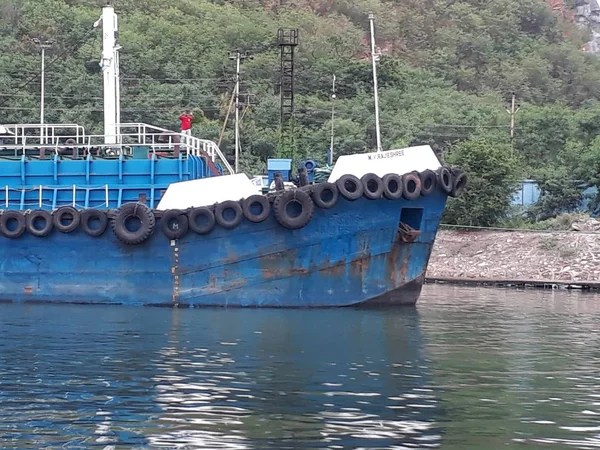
[0,154,214,209]
[267,158,293,184]
[512,180,541,206]
[0,192,447,307]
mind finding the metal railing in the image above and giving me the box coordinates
[116,123,234,174]
[4,185,110,210]
[0,122,234,174]
[1,123,87,145]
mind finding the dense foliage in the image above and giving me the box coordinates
[2,0,600,225]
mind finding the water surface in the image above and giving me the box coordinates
[1,285,600,449]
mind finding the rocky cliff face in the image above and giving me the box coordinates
[573,0,600,53]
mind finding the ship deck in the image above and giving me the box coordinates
[0,122,233,210]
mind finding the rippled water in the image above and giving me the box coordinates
[1,286,600,449]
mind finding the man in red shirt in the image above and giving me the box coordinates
[179,110,193,144]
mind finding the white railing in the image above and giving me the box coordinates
[0,122,234,174]
[116,123,234,174]
[1,123,87,146]
[4,185,111,210]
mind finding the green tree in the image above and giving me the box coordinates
[443,134,522,227]
[2,0,600,226]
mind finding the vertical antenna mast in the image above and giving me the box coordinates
[115,43,122,143]
[235,52,241,173]
[329,74,336,166]
[96,2,120,145]
[368,13,382,152]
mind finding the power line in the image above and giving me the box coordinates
[122,77,234,82]
[0,28,97,108]
[0,98,511,131]
[0,106,225,112]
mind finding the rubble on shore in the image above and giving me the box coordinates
[428,225,600,282]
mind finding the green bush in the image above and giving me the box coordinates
[443,134,522,227]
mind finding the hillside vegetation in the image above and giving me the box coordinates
[2,0,600,225]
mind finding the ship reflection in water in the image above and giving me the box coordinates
[0,302,438,449]
[145,307,438,448]
[4,286,600,448]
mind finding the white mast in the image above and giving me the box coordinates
[235,51,240,173]
[95,3,120,145]
[368,13,382,152]
[115,43,122,143]
[329,74,336,165]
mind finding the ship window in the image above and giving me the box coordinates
[400,208,423,230]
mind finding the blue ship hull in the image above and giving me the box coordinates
[0,192,446,307]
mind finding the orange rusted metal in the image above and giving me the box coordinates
[398,222,421,243]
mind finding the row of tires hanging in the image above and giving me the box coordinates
[0,167,466,244]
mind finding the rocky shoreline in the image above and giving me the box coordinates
[427,227,600,286]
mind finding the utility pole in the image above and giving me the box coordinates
[506,93,520,139]
[228,50,252,173]
[239,93,255,121]
[32,38,54,144]
[329,74,336,166]
[368,13,382,152]
[218,91,236,147]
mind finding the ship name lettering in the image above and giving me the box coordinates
[367,150,404,160]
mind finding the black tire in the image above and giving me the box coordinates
[53,206,80,233]
[215,200,243,229]
[26,210,53,237]
[336,174,363,200]
[80,209,108,237]
[111,202,156,245]
[382,173,403,200]
[273,189,314,230]
[0,211,26,239]
[311,182,338,209]
[242,195,271,223]
[402,172,422,200]
[188,207,216,234]
[419,169,436,196]
[361,173,384,200]
[437,166,453,194]
[450,168,468,197]
[161,209,189,239]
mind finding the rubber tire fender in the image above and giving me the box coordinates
[26,210,53,237]
[437,166,453,194]
[53,206,81,233]
[111,202,156,245]
[361,173,384,200]
[0,211,26,239]
[242,195,271,223]
[419,169,437,196]
[382,173,403,200]
[80,209,108,237]
[215,200,243,229]
[273,189,314,230]
[450,168,468,197]
[188,207,216,234]
[311,182,338,209]
[161,209,189,239]
[336,174,363,201]
[402,172,422,200]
